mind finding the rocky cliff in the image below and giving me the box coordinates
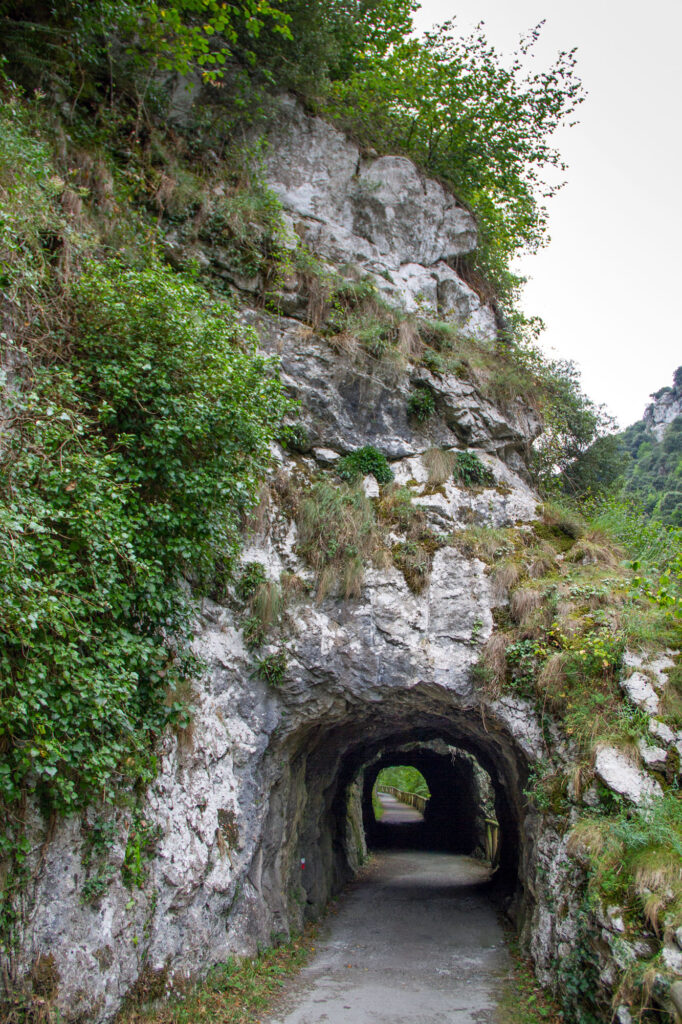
[5,99,682,1024]
[644,369,682,442]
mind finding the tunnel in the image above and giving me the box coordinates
[362,742,495,855]
[257,691,534,942]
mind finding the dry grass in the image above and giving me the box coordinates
[536,653,570,708]
[526,542,557,579]
[491,560,523,601]
[251,581,283,631]
[422,447,456,485]
[452,526,516,563]
[327,329,361,360]
[566,820,607,862]
[396,320,423,360]
[633,854,682,897]
[296,480,383,601]
[243,482,271,537]
[477,633,508,696]
[510,588,544,626]
[540,504,585,540]
[280,573,307,601]
[564,537,618,567]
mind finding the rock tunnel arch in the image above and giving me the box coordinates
[257,686,541,942]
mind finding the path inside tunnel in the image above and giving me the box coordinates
[265,850,513,1024]
[376,791,424,824]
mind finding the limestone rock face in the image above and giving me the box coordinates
[258,97,494,341]
[250,311,539,473]
[6,96,675,1024]
[643,371,682,441]
[15,442,545,1021]
[594,746,662,805]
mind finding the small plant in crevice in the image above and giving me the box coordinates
[407,385,435,423]
[420,348,446,376]
[452,450,495,488]
[278,421,310,454]
[235,562,268,602]
[336,446,393,484]
[122,812,162,890]
[236,564,283,649]
[243,615,267,651]
[254,650,288,687]
[392,540,432,594]
[80,814,118,905]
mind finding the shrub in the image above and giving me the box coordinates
[407,385,435,423]
[0,259,290,814]
[337,446,393,484]
[236,562,268,602]
[452,451,495,487]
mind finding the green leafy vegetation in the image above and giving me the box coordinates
[0,260,288,816]
[337,446,394,485]
[375,765,430,798]
[313,12,584,302]
[452,451,495,488]
[407,385,435,422]
[562,368,681,528]
[498,932,563,1024]
[620,374,682,527]
[471,493,682,1018]
[253,649,288,687]
[570,792,682,936]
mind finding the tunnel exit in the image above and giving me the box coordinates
[361,741,500,868]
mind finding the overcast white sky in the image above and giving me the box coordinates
[413,0,681,428]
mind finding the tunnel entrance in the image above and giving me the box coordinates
[259,694,535,947]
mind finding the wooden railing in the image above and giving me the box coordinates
[377,785,428,815]
[484,817,500,868]
[378,788,500,868]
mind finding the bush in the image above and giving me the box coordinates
[236,562,268,602]
[0,259,289,814]
[407,386,435,423]
[337,446,393,484]
[452,451,495,488]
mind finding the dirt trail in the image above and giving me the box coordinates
[265,850,512,1024]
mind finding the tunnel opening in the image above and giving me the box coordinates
[259,695,534,947]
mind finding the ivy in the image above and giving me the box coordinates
[0,260,290,814]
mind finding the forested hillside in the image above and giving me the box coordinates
[620,368,682,526]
